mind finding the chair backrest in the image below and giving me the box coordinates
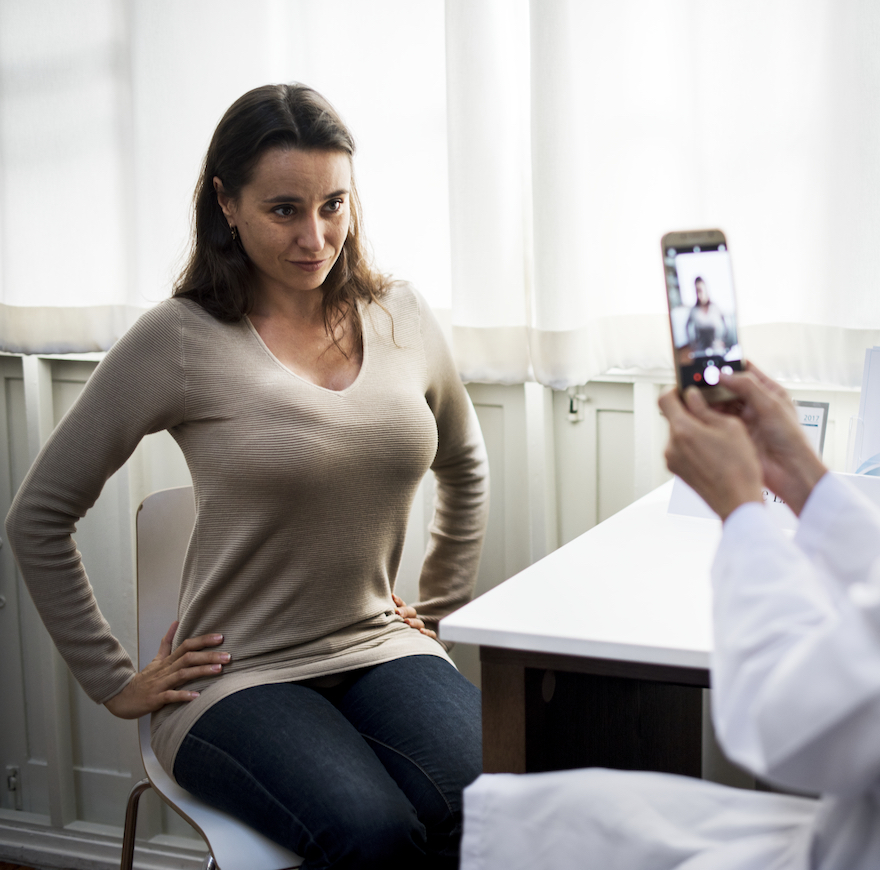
[135,486,301,869]
[137,486,196,671]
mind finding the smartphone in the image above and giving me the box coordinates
[661,229,743,403]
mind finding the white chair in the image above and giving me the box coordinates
[121,485,302,870]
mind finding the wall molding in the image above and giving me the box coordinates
[0,816,205,870]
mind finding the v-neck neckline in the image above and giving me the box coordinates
[243,302,367,395]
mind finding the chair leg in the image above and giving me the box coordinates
[120,778,152,870]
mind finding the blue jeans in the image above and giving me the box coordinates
[173,655,482,869]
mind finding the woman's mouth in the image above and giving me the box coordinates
[291,259,327,273]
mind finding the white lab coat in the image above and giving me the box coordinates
[460,474,880,870]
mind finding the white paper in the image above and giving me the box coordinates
[668,477,797,530]
[854,347,880,475]
[668,473,880,527]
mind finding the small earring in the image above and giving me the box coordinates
[230,225,239,241]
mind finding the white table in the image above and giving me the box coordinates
[440,480,720,776]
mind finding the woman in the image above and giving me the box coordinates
[685,276,729,356]
[6,84,488,869]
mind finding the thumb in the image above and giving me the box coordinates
[742,362,788,400]
[158,620,178,658]
[658,387,686,422]
[682,386,714,421]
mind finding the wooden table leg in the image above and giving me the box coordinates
[481,656,527,773]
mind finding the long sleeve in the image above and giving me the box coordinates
[412,292,489,631]
[711,474,880,795]
[795,473,880,590]
[6,302,186,704]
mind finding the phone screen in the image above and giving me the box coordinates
[663,237,743,389]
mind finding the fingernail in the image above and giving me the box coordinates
[189,692,200,699]
[212,634,223,642]
[211,664,222,672]
[219,653,231,662]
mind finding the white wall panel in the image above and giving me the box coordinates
[597,410,635,524]
[451,385,535,687]
[0,358,33,815]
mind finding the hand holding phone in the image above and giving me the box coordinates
[661,229,743,403]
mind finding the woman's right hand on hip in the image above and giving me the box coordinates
[103,621,228,719]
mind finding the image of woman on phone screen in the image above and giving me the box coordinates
[6,83,489,869]
[685,276,730,356]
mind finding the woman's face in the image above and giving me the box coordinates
[215,147,352,301]
[695,279,709,305]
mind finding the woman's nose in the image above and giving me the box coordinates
[297,215,324,252]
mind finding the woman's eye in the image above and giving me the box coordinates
[325,198,345,214]
[273,205,295,217]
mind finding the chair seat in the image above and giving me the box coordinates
[138,717,301,869]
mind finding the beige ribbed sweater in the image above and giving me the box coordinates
[6,283,489,777]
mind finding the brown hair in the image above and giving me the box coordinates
[173,83,389,343]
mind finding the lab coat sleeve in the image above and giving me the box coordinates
[795,472,880,590]
[711,475,880,795]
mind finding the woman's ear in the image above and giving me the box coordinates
[213,177,235,222]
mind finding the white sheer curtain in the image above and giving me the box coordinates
[4,0,880,389]
[0,0,136,351]
[446,0,880,389]
[445,0,532,383]
[0,0,451,352]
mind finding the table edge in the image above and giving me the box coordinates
[479,645,711,687]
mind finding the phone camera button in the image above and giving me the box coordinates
[704,365,720,386]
